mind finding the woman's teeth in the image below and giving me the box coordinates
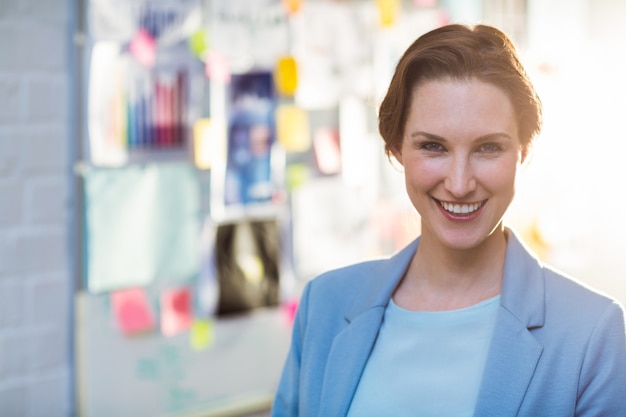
[441,201,483,214]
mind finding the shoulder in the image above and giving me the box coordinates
[304,239,419,308]
[503,228,624,334]
[305,258,389,306]
[312,258,386,287]
[298,239,418,323]
[542,264,624,325]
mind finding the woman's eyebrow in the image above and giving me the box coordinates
[409,131,446,141]
[410,131,512,141]
[475,133,513,142]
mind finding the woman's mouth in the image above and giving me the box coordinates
[435,199,486,218]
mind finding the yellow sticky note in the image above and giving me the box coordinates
[286,163,309,190]
[275,56,298,97]
[190,319,214,351]
[276,105,311,152]
[189,29,210,58]
[282,0,303,14]
[193,118,213,169]
[376,0,400,27]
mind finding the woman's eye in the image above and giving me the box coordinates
[480,143,502,153]
[419,142,446,152]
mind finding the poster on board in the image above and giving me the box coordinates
[223,71,279,207]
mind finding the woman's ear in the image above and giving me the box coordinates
[390,144,403,166]
[520,144,533,166]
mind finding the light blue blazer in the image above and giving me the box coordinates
[272,229,626,416]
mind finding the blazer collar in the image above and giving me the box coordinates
[344,238,418,321]
[320,228,547,417]
[344,228,546,327]
[319,239,417,416]
[500,228,545,328]
[475,228,546,416]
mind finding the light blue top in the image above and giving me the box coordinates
[346,295,500,417]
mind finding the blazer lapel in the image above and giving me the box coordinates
[318,306,387,417]
[318,240,419,417]
[473,309,543,416]
[474,229,546,416]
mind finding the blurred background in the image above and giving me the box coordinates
[1,0,626,416]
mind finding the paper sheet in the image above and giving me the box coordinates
[84,162,200,292]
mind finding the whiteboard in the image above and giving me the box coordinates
[76,292,291,417]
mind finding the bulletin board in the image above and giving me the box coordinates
[77,0,295,415]
[75,0,448,416]
[76,292,291,417]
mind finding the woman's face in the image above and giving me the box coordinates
[393,79,524,251]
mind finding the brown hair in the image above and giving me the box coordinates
[378,24,542,159]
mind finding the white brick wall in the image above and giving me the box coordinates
[0,0,73,415]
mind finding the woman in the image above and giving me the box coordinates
[272,24,626,416]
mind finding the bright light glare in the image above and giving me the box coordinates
[507,2,626,305]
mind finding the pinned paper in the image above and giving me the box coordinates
[376,0,400,27]
[188,29,209,58]
[189,319,214,351]
[276,104,311,152]
[84,163,200,292]
[160,287,193,337]
[234,222,265,284]
[205,51,230,84]
[282,0,303,15]
[193,118,214,169]
[313,127,341,175]
[111,288,156,336]
[274,56,298,97]
[129,28,157,68]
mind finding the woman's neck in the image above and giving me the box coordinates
[393,229,508,311]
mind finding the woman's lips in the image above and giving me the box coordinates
[434,198,486,220]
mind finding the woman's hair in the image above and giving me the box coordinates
[378,24,542,159]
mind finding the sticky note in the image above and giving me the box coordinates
[376,0,400,27]
[129,28,156,68]
[205,51,230,84]
[160,287,193,337]
[111,288,156,336]
[282,298,299,325]
[313,127,341,175]
[189,319,214,351]
[188,29,209,58]
[282,0,303,14]
[193,118,213,169]
[286,163,310,190]
[274,56,298,97]
[276,104,311,152]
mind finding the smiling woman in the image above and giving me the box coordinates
[272,24,626,417]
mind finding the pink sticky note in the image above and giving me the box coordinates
[313,128,341,175]
[160,287,193,337]
[282,298,299,326]
[129,28,156,68]
[111,288,156,336]
[205,51,230,84]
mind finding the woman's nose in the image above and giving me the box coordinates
[444,157,477,198]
